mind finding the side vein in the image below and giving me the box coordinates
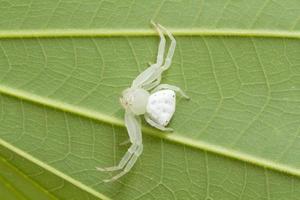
[0,139,112,200]
[0,155,57,200]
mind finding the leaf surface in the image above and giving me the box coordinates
[0,0,300,199]
[0,146,100,200]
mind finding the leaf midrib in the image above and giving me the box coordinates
[0,82,300,181]
[0,28,300,39]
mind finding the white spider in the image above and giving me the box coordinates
[97,22,189,182]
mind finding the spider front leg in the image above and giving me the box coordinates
[106,144,143,182]
[143,75,161,91]
[132,22,176,90]
[156,23,177,71]
[96,111,143,182]
[96,143,138,171]
[151,20,166,66]
[152,84,190,99]
[140,23,177,90]
[131,21,166,88]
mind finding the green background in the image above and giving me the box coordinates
[0,0,300,199]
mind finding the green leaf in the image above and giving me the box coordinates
[0,0,300,199]
[0,146,100,200]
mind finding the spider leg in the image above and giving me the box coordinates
[151,20,166,66]
[143,75,161,91]
[152,84,190,99]
[156,24,176,71]
[96,143,138,172]
[97,111,142,177]
[103,144,143,182]
[139,23,177,89]
[131,22,166,88]
[144,114,173,132]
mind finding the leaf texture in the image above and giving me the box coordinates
[0,0,300,199]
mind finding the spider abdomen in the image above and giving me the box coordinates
[146,89,176,126]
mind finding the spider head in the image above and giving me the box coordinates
[120,87,150,115]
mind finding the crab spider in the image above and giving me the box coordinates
[97,22,189,182]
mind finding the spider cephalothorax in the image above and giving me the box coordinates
[120,87,149,115]
[97,22,189,182]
